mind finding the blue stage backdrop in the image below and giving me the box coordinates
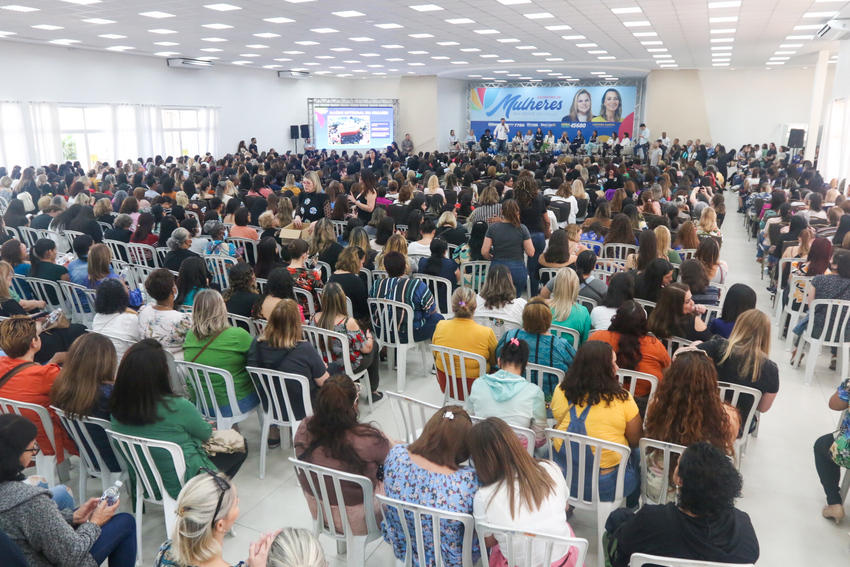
[470,85,637,144]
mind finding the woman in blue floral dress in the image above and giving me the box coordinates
[382,405,481,567]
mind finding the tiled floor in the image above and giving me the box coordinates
[69,201,850,565]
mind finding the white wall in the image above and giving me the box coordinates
[646,67,835,150]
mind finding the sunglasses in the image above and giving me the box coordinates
[200,468,231,527]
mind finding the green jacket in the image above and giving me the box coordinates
[183,327,256,407]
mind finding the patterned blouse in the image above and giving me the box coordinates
[382,444,481,567]
[832,378,850,468]
[309,316,368,369]
[289,266,324,311]
[154,540,245,567]
[137,304,192,361]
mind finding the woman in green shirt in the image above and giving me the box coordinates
[182,290,260,417]
[110,339,248,499]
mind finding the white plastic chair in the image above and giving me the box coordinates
[578,295,598,312]
[368,298,431,392]
[468,415,536,457]
[106,431,186,565]
[61,229,86,251]
[302,326,372,409]
[792,299,850,386]
[545,428,631,567]
[52,407,125,499]
[638,438,686,506]
[538,267,562,288]
[718,381,762,469]
[290,458,383,566]
[0,397,66,486]
[95,331,136,361]
[461,260,490,293]
[430,345,486,406]
[660,336,692,358]
[525,362,565,394]
[387,391,440,443]
[697,304,723,325]
[780,276,812,351]
[226,313,263,338]
[359,268,373,291]
[476,522,589,567]
[634,298,656,312]
[203,254,237,289]
[226,237,259,265]
[473,315,522,341]
[104,239,130,263]
[331,220,347,238]
[630,554,755,567]
[18,227,47,249]
[677,248,698,262]
[247,367,313,479]
[415,274,454,319]
[174,361,260,431]
[377,494,477,567]
[58,281,96,327]
[294,287,319,317]
[617,369,659,408]
[316,260,333,283]
[26,277,66,312]
[127,242,159,267]
[551,323,580,347]
[603,243,638,260]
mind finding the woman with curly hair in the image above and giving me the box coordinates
[607,442,759,567]
[223,262,261,318]
[514,174,550,295]
[603,214,638,249]
[641,351,738,502]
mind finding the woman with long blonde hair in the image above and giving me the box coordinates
[697,309,778,415]
[654,225,683,266]
[84,243,119,289]
[425,174,444,198]
[571,178,587,200]
[696,207,723,243]
[548,268,591,344]
[376,233,416,273]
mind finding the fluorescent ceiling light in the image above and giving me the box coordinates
[245,44,268,48]
[106,45,134,51]
[623,21,651,27]
[647,48,668,52]
[83,18,115,24]
[360,52,379,56]
[633,32,657,37]
[203,4,242,11]
[469,74,482,77]
[387,57,404,61]
[474,29,500,34]
[524,12,554,19]
[376,23,403,29]
[710,28,736,34]
[710,37,734,42]
[342,59,360,62]
[708,1,740,7]
[1,5,39,11]
[587,50,607,54]
[641,40,663,45]
[480,54,499,58]
[546,57,563,61]
[315,55,333,59]
[283,50,304,54]
[775,51,796,55]
[202,23,232,29]
[253,32,280,38]
[408,50,428,54]
[100,34,127,39]
[302,62,319,65]
[409,62,425,65]
[409,33,433,38]
[536,68,552,72]
[409,4,443,11]
[507,73,521,76]
[273,57,292,61]
[516,45,537,49]
[713,63,729,66]
[436,41,458,45]
[598,56,615,59]
[263,17,294,23]
[155,51,179,56]
[332,10,364,17]
[804,11,838,17]
[545,25,571,31]
[497,58,515,62]
[202,37,228,42]
[200,47,222,51]
[295,40,319,45]
[576,43,597,47]
[497,0,532,4]
[711,45,732,50]
[498,38,521,43]
[766,61,784,65]
[653,54,672,58]
[330,47,351,51]
[786,35,814,39]
[659,64,677,67]
[263,65,282,68]
[349,36,375,41]
[562,35,585,40]
[32,24,63,30]
[794,25,822,30]
[232,61,251,65]
[148,29,177,34]
[50,39,80,44]
[709,16,737,22]
[382,44,404,48]
[770,56,790,60]
[431,56,449,59]
[590,71,606,74]
[612,6,642,14]
[460,47,480,51]
[239,53,260,57]
[61,0,100,4]
[446,18,474,24]
[138,11,174,17]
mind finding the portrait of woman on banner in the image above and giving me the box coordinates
[593,88,623,123]
[563,89,594,123]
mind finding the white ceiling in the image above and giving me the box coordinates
[0,0,846,80]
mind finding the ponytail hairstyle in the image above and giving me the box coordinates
[170,472,238,566]
[29,238,56,279]
[300,374,388,474]
[497,336,530,375]
[267,528,326,567]
[451,286,477,319]
[423,238,448,277]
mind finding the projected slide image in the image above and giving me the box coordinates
[314,106,394,151]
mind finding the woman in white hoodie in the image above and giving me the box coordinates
[467,337,547,449]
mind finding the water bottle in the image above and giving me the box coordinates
[100,480,123,506]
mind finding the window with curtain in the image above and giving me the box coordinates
[58,105,113,169]
[0,102,29,169]
[162,108,203,159]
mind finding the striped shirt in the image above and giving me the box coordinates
[370,275,435,331]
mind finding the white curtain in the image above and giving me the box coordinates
[199,107,219,157]
[28,102,62,165]
[0,102,29,169]
[111,104,138,162]
[135,104,165,160]
[819,98,850,190]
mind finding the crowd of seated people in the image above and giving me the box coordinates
[0,134,839,566]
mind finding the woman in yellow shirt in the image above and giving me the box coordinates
[432,287,497,401]
[550,340,642,506]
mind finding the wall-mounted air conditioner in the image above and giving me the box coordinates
[166,58,213,69]
[278,70,311,79]
[818,19,850,41]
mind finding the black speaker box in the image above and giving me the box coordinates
[788,128,805,148]
[300,124,310,138]
[290,125,299,139]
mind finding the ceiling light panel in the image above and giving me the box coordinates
[138,11,174,18]
[409,4,443,11]
[332,10,364,17]
[203,3,241,11]
[1,4,39,10]
[32,24,64,30]
[263,17,295,23]
[82,18,115,24]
